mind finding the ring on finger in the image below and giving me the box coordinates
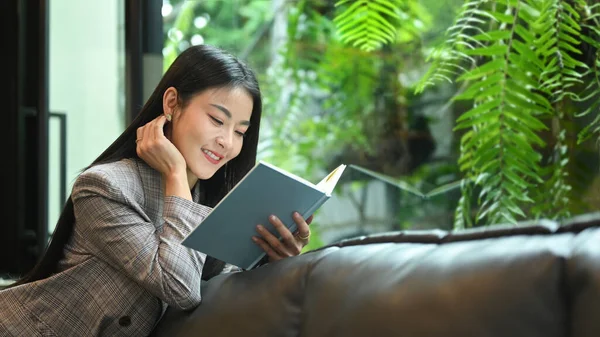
[296,229,311,240]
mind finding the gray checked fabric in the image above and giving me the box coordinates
[0,158,237,336]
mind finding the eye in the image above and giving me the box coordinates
[209,115,223,126]
[235,131,246,138]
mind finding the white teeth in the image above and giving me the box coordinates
[203,149,220,161]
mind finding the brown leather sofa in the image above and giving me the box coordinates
[151,213,600,337]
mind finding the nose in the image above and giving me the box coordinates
[216,130,233,150]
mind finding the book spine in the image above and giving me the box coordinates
[283,194,328,235]
[302,193,329,222]
[248,194,328,269]
[247,252,268,270]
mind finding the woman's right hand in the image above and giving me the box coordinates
[136,114,187,182]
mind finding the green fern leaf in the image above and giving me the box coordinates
[415,0,487,93]
[535,0,588,102]
[527,0,593,219]
[334,0,402,52]
[454,180,473,229]
[575,3,600,144]
[531,130,572,220]
[472,30,513,41]
[454,1,553,226]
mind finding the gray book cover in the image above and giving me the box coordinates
[181,161,345,270]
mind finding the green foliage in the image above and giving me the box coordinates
[575,4,600,144]
[163,0,273,71]
[528,0,588,219]
[263,0,433,179]
[163,0,600,231]
[415,0,486,93]
[334,0,403,51]
[531,130,572,219]
[416,0,600,226]
[163,1,197,72]
[453,180,473,229]
[536,0,588,102]
[272,0,600,227]
[333,0,430,52]
[453,1,549,225]
[260,1,382,177]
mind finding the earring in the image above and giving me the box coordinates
[165,114,172,122]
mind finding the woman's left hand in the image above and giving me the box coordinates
[252,212,314,262]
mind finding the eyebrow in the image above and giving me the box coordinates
[210,104,251,126]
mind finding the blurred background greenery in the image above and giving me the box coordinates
[161,0,600,251]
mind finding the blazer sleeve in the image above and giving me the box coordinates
[71,169,211,310]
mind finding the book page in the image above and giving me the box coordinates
[316,164,347,195]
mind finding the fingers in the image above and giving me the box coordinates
[134,114,187,178]
[252,213,310,261]
[136,125,144,157]
[142,120,153,144]
[275,215,305,256]
[152,115,168,141]
[252,236,283,262]
[255,223,295,257]
[270,215,299,250]
[145,115,164,141]
[136,114,168,143]
[306,214,314,225]
[293,212,311,241]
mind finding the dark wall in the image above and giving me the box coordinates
[0,0,23,277]
[0,0,163,278]
[0,0,49,277]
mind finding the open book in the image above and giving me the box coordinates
[182,161,346,270]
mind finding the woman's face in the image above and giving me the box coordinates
[164,86,253,182]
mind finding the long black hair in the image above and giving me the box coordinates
[10,44,262,287]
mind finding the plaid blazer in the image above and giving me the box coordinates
[0,158,238,336]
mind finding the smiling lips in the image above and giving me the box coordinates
[202,148,223,164]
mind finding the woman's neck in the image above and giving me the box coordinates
[186,169,198,190]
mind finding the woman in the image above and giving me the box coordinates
[0,45,312,336]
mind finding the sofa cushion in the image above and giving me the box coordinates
[565,218,600,337]
[152,213,600,337]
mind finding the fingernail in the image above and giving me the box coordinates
[293,212,300,218]
[269,215,276,221]
[256,225,263,231]
[251,236,258,242]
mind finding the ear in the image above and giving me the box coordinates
[162,87,179,119]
